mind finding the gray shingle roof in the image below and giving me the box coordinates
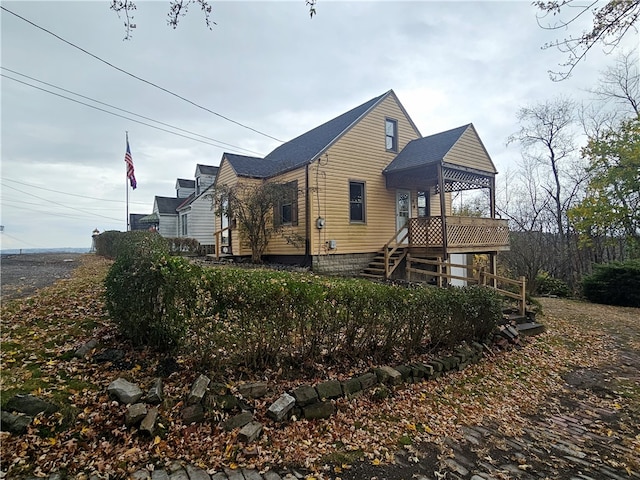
[383,124,471,173]
[196,164,219,176]
[176,178,195,188]
[155,196,184,214]
[223,91,393,179]
[224,153,274,178]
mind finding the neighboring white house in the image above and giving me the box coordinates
[136,164,219,250]
[176,178,196,198]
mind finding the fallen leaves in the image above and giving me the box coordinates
[2,257,639,477]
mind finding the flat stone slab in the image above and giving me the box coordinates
[5,394,59,417]
[125,403,148,427]
[267,393,295,421]
[238,381,268,399]
[140,407,158,435]
[303,401,335,420]
[145,378,164,404]
[182,404,204,424]
[342,377,362,397]
[187,374,211,405]
[316,380,343,400]
[0,411,32,434]
[292,385,318,406]
[74,339,98,358]
[185,465,210,480]
[238,421,263,443]
[223,411,254,431]
[107,378,143,405]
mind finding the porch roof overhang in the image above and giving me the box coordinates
[139,212,160,224]
[383,161,495,193]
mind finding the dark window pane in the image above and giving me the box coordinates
[350,203,363,222]
[349,182,365,222]
[281,204,292,224]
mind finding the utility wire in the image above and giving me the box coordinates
[2,74,254,151]
[1,67,265,157]
[1,6,284,143]
[1,183,124,222]
[2,178,149,205]
[3,202,124,222]
[0,231,44,248]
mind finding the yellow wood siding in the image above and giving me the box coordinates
[265,168,307,255]
[214,160,251,256]
[444,125,497,174]
[308,95,422,255]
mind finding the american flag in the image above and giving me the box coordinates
[124,138,137,189]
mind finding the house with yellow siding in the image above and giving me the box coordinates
[213,89,509,279]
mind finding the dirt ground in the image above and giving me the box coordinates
[0,253,83,301]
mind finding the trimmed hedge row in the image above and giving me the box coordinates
[95,230,201,259]
[103,233,503,369]
[582,260,640,307]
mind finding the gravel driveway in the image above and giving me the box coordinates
[0,253,83,301]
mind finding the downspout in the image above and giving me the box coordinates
[438,162,448,261]
[305,163,311,266]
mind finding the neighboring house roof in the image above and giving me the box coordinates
[176,178,195,188]
[383,124,472,174]
[196,164,219,176]
[139,212,159,224]
[223,90,417,179]
[129,213,149,230]
[223,153,275,179]
[155,196,184,214]
[177,184,215,212]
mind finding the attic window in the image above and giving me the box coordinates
[385,118,398,152]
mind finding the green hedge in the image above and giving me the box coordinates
[104,232,199,350]
[582,260,640,307]
[103,241,503,368]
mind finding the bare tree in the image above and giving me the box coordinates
[111,0,316,39]
[507,98,582,241]
[590,50,640,115]
[535,0,640,80]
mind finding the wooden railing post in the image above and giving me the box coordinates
[520,276,526,317]
[406,253,411,282]
[437,257,443,288]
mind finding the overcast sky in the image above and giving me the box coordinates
[1,0,636,250]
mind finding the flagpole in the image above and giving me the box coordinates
[125,131,130,231]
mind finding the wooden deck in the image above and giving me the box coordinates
[408,216,510,253]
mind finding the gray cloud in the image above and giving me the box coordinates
[1,1,636,249]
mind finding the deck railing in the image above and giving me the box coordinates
[406,255,527,316]
[409,216,510,250]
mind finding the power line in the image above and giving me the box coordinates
[1,183,124,222]
[2,74,260,152]
[2,202,123,222]
[1,67,265,157]
[0,231,44,248]
[2,178,149,205]
[1,5,284,143]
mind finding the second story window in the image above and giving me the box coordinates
[385,118,398,152]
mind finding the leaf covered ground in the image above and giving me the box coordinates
[1,254,639,478]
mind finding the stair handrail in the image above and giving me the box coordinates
[214,225,232,260]
[383,227,409,278]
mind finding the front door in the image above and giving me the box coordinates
[396,189,411,244]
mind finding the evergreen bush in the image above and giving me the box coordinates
[582,260,640,307]
[104,232,200,350]
[535,271,571,297]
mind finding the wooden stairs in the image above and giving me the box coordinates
[360,247,407,280]
[502,308,545,337]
